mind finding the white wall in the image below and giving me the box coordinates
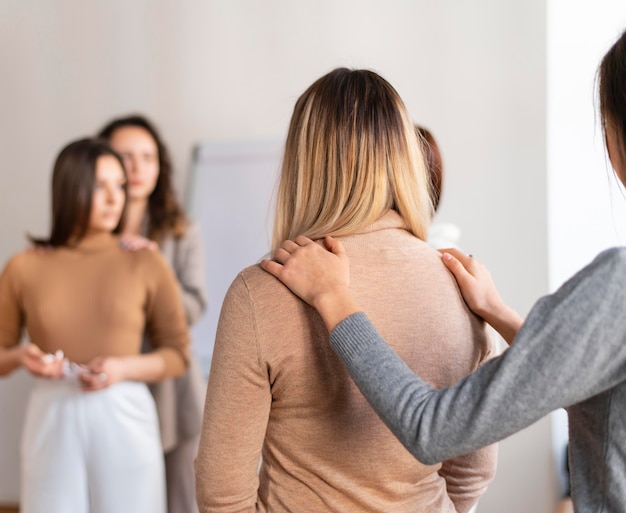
[547,2,626,289]
[0,1,552,511]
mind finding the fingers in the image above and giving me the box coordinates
[280,237,315,255]
[22,345,65,378]
[79,358,109,391]
[265,236,340,273]
[279,240,300,254]
[293,235,315,247]
[323,236,346,257]
[79,370,108,392]
[119,235,157,251]
[439,247,475,269]
[273,247,288,265]
[272,240,303,265]
[260,258,283,278]
[272,237,319,265]
[441,252,471,279]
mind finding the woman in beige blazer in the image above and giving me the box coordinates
[99,115,207,513]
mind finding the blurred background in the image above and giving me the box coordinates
[1,1,626,511]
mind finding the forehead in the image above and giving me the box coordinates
[95,155,125,180]
[109,126,157,152]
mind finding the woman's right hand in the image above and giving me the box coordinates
[20,343,65,378]
[261,235,359,332]
[440,248,523,345]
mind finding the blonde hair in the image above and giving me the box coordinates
[272,68,432,250]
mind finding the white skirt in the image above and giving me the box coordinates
[20,378,166,513]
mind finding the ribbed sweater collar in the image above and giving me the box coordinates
[340,210,414,249]
[355,210,407,234]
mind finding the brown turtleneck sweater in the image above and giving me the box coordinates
[0,233,189,377]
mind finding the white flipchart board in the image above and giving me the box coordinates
[186,140,283,375]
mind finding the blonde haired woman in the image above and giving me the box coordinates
[195,68,497,513]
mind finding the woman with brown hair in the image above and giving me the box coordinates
[195,68,497,513]
[0,137,190,513]
[98,115,207,513]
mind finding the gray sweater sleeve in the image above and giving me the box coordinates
[330,247,626,464]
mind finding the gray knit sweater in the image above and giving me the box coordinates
[330,247,626,512]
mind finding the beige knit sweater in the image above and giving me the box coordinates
[195,211,497,513]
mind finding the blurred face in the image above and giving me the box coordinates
[605,119,626,187]
[87,155,126,235]
[108,126,160,201]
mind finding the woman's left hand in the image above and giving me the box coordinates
[79,356,126,392]
[119,234,158,251]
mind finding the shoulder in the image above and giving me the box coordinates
[550,247,626,304]
[225,262,301,310]
[129,246,172,275]
[125,249,182,297]
[589,247,626,283]
[233,263,290,295]
[0,249,47,291]
[219,264,315,348]
[1,249,42,274]
[594,247,626,267]
[580,247,626,283]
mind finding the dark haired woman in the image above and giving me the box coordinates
[262,29,626,511]
[98,115,207,513]
[0,138,189,513]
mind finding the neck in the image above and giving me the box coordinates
[123,199,148,236]
[68,230,112,246]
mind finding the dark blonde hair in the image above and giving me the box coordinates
[272,68,432,249]
[98,114,187,241]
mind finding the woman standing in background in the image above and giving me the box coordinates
[99,115,207,513]
[0,137,190,513]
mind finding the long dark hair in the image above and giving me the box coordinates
[98,114,187,241]
[599,30,626,174]
[31,138,127,247]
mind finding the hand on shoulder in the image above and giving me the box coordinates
[439,248,523,345]
[119,234,158,252]
[260,235,359,332]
